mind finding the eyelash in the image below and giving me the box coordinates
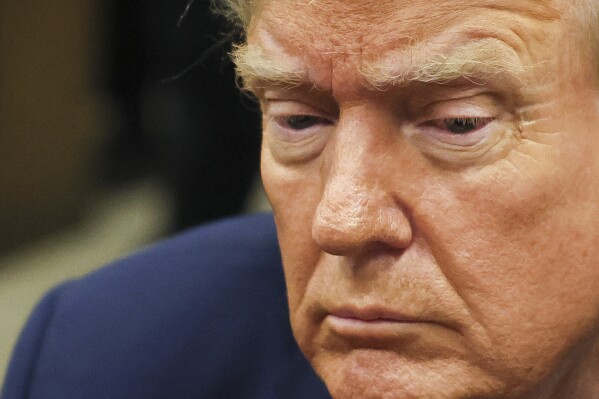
[279,114,493,137]
[280,114,332,130]
[425,117,494,135]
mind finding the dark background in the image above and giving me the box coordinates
[0,0,262,253]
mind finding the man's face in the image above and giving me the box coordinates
[248,0,599,397]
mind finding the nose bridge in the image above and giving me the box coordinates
[328,120,374,194]
[320,106,382,218]
[328,104,387,184]
[312,107,413,254]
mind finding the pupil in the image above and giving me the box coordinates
[446,118,478,134]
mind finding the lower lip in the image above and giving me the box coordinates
[326,315,437,340]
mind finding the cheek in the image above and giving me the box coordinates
[261,147,323,312]
[459,152,599,310]
[418,151,599,376]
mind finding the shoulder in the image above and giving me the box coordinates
[63,212,283,307]
[50,213,285,339]
[2,214,330,399]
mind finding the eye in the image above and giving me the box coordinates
[432,117,493,134]
[284,115,332,130]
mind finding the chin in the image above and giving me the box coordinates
[310,349,508,399]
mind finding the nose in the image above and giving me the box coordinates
[311,118,413,256]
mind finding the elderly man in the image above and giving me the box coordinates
[4,0,599,398]
[232,0,599,396]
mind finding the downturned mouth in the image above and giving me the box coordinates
[325,306,448,341]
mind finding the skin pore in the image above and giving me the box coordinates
[238,0,599,398]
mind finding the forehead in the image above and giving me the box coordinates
[255,0,563,44]
[248,0,568,91]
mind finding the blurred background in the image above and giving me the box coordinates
[0,0,268,384]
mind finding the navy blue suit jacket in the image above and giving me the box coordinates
[1,214,331,399]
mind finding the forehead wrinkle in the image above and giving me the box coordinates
[239,0,568,94]
[466,0,563,21]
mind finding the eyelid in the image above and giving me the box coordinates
[264,99,337,127]
[426,104,496,122]
[263,99,335,149]
[263,88,338,116]
[262,100,334,164]
[410,92,503,121]
[264,98,315,112]
[408,85,504,110]
[275,115,332,132]
[413,118,498,151]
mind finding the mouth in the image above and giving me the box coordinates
[331,307,426,323]
[325,307,450,341]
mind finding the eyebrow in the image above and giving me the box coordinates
[232,44,308,90]
[362,38,528,89]
[234,38,529,93]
